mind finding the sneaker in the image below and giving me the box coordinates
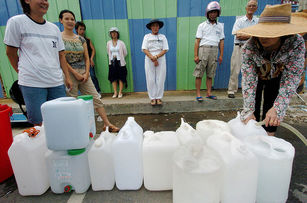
[228,94,235,98]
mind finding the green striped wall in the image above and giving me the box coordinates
[220,0,250,16]
[0,26,17,97]
[127,0,177,19]
[177,17,206,90]
[46,0,81,23]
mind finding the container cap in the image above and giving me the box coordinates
[77,95,93,101]
[67,148,86,156]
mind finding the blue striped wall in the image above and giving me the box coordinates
[128,18,177,92]
[80,0,128,20]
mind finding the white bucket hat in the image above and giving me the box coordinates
[109,27,119,38]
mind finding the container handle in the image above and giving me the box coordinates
[23,127,40,138]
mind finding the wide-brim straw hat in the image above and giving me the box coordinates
[291,9,307,28]
[146,19,164,30]
[236,4,307,38]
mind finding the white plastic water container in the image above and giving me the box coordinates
[88,128,116,191]
[41,97,91,150]
[196,120,231,143]
[112,117,143,190]
[143,131,180,191]
[175,118,196,145]
[46,147,91,194]
[245,135,295,203]
[78,95,96,137]
[228,112,267,140]
[124,117,143,138]
[8,126,49,196]
[207,132,258,203]
[173,140,222,203]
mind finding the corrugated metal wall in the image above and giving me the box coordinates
[0,0,281,98]
[127,0,177,91]
[79,0,133,93]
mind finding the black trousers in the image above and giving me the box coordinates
[254,76,281,132]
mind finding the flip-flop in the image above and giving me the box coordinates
[206,95,217,100]
[196,96,203,102]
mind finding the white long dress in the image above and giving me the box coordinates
[142,33,169,100]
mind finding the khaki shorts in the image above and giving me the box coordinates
[66,68,103,109]
[193,45,218,78]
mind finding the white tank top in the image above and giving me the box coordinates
[110,43,120,60]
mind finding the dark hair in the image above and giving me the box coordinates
[75,21,86,30]
[59,9,75,20]
[110,31,120,39]
[19,0,30,14]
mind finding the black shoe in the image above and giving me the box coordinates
[228,94,235,98]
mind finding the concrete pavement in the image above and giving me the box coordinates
[1,89,306,115]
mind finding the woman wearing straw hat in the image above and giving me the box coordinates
[238,4,307,136]
[107,27,128,98]
[142,19,169,106]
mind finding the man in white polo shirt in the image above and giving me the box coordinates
[227,0,258,98]
[193,1,224,101]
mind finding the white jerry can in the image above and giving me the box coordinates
[245,135,295,203]
[8,126,49,196]
[175,118,196,145]
[173,140,222,203]
[143,131,179,191]
[207,132,258,203]
[112,117,143,190]
[78,95,96,136]
[41,97,93,150]
[196,119,232,143]
[228,112,267,141]
[46,147,91,194]
[88,128,116,191]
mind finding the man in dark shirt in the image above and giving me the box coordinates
[75,21,101,94]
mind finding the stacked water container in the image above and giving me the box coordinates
[41,96,95,194]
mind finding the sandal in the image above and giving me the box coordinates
[118,93,123,98]
[151,99,156,106]
[196,96,203,102]
[206,95,217,100]
[103,125,120,133]
[156,99,162,105]
[112,93,117,98]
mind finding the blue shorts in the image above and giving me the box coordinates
[19,85,66,125]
